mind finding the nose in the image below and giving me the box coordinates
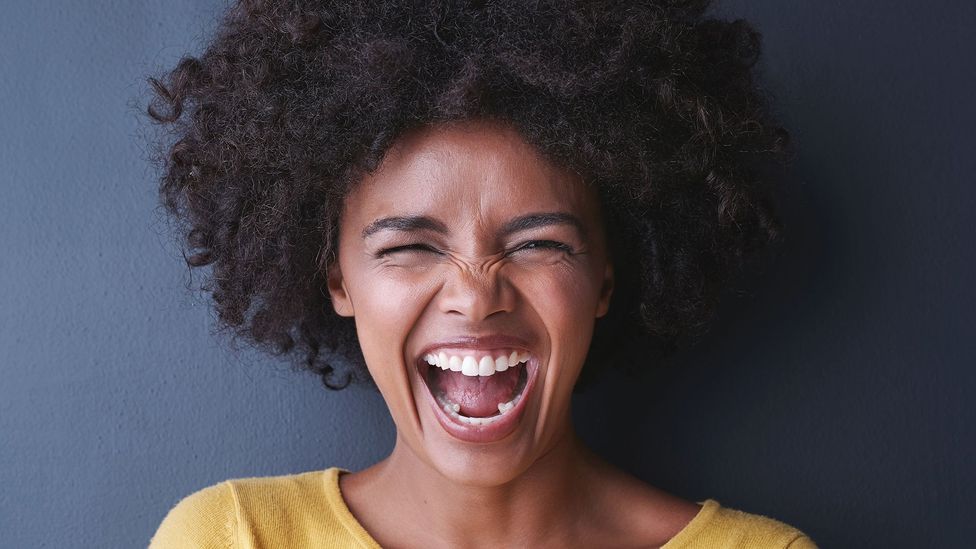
[438,263,515,321]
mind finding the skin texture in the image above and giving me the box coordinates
[326,119,701,548]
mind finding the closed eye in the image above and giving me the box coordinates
[376,243,440,257]
[511,240,574,254]
[376,240,574,258]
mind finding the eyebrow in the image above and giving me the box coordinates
[361,211,587,240]
[499,212,587,239]
[361,215,449,239]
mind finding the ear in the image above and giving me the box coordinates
[595,261,614,318]
[326,261,355,317]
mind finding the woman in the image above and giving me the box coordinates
[148,1,815,547]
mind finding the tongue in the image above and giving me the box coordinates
[432,366,520,418]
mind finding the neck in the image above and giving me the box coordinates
[357,421,608,547]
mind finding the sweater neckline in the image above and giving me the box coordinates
[324,466,719,548]
[324,467,383,548]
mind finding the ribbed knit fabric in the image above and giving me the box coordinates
[149,467,817,548]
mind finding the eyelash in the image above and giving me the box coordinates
[515,240,574,253]
[376,240,573,257]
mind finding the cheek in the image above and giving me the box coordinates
[347,270,435,417]
[349,268,436,361]
[513,263,601,343]
[521,254,602,302]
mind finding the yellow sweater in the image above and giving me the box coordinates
[149,468,817,548]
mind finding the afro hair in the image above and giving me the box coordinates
[148,0,789,391]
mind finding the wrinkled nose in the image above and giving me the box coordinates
[438,265,514,321]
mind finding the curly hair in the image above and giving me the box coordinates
[147,0,788,391]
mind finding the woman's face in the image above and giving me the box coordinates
[327,119,613,486]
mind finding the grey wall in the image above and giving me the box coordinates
[1,1,972,547]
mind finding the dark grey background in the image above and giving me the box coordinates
[1,1,973,547]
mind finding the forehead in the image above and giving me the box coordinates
[342,120,599,227]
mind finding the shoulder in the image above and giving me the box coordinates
[149,480,236,548]
[148,468,341,549]
[664,499,818,549]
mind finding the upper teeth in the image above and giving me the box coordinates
[424,351,529,377]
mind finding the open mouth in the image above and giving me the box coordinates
[418,351,533,427]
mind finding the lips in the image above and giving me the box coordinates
[413,335,540,443]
